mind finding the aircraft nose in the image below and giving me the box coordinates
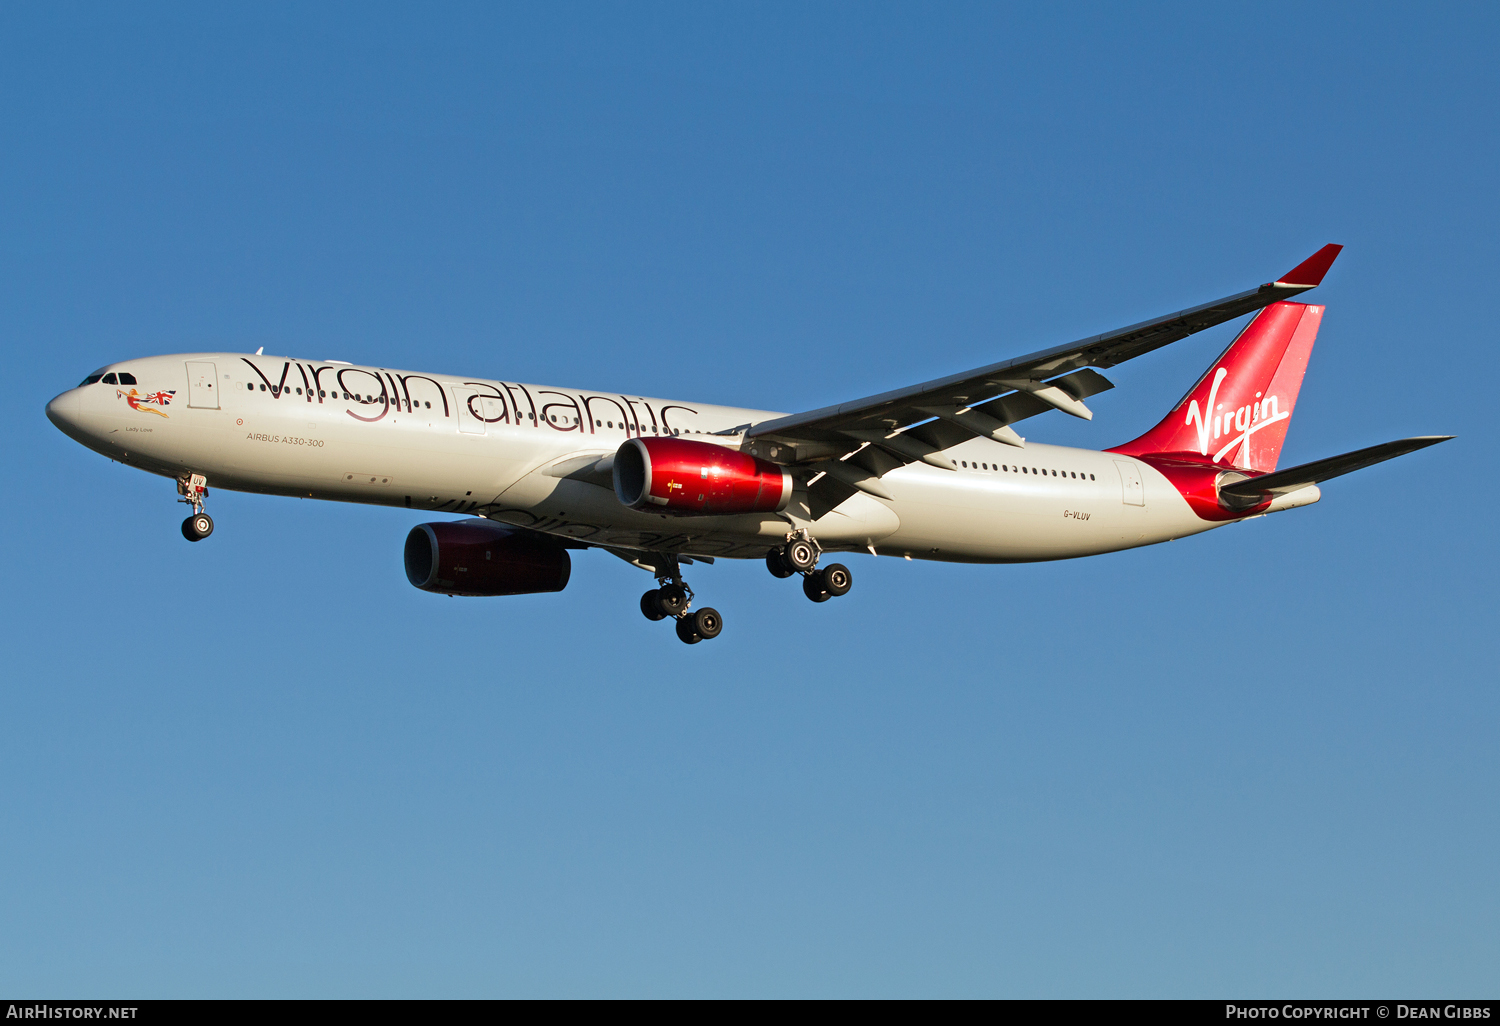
[46,389,82,436]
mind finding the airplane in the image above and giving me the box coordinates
[45,244,1450,644]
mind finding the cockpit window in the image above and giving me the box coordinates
[80,374,104,386]
[117,372,137,385]
[102,373,118,384]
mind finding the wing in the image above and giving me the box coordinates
[744,245,1343,515]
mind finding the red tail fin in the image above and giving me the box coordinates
[1109,301,1322,472]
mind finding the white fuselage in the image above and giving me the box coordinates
[47,352,1240,563]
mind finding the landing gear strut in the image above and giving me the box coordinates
[638,556,724,645]
[178,473,213,542]
[766,531,853,604]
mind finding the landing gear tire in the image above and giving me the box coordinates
[675,617,702,644]
[802,574,832,603]
[656,583,688,618]
[182,513,214,542]
[784,538,818,572]
[640,589,668,621]
[819,563,852,597]
[691,607,723,640]
[765,549,795,579]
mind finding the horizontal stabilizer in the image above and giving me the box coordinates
[1218,435,1452,499]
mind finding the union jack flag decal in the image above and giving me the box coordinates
[117,387,175,418]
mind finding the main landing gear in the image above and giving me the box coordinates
[767,532,852,604]
[639,558,724,645]
[177,473,214,542]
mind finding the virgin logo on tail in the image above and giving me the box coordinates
[1184,367,1290,465]
[1108,301,1321,474]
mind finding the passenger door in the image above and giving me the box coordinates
[450,387,485,434]
[185,361,219,409]
[1113,459,1145,506]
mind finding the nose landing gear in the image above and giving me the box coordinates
[767,532,853,604]
[638,556,724,644]
[177,473,213,542]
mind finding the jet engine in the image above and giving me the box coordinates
[404,519,571,596]
[613,437,792,516]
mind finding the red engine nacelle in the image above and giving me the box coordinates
[404,519,571,596]
[613,437,792,516]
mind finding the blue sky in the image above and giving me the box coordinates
[1,2,1495,997]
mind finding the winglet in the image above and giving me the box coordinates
[1273,244,1343,287]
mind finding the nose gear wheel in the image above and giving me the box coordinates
[182,513,214,542]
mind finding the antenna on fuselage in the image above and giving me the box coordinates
[255,346,264,355]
